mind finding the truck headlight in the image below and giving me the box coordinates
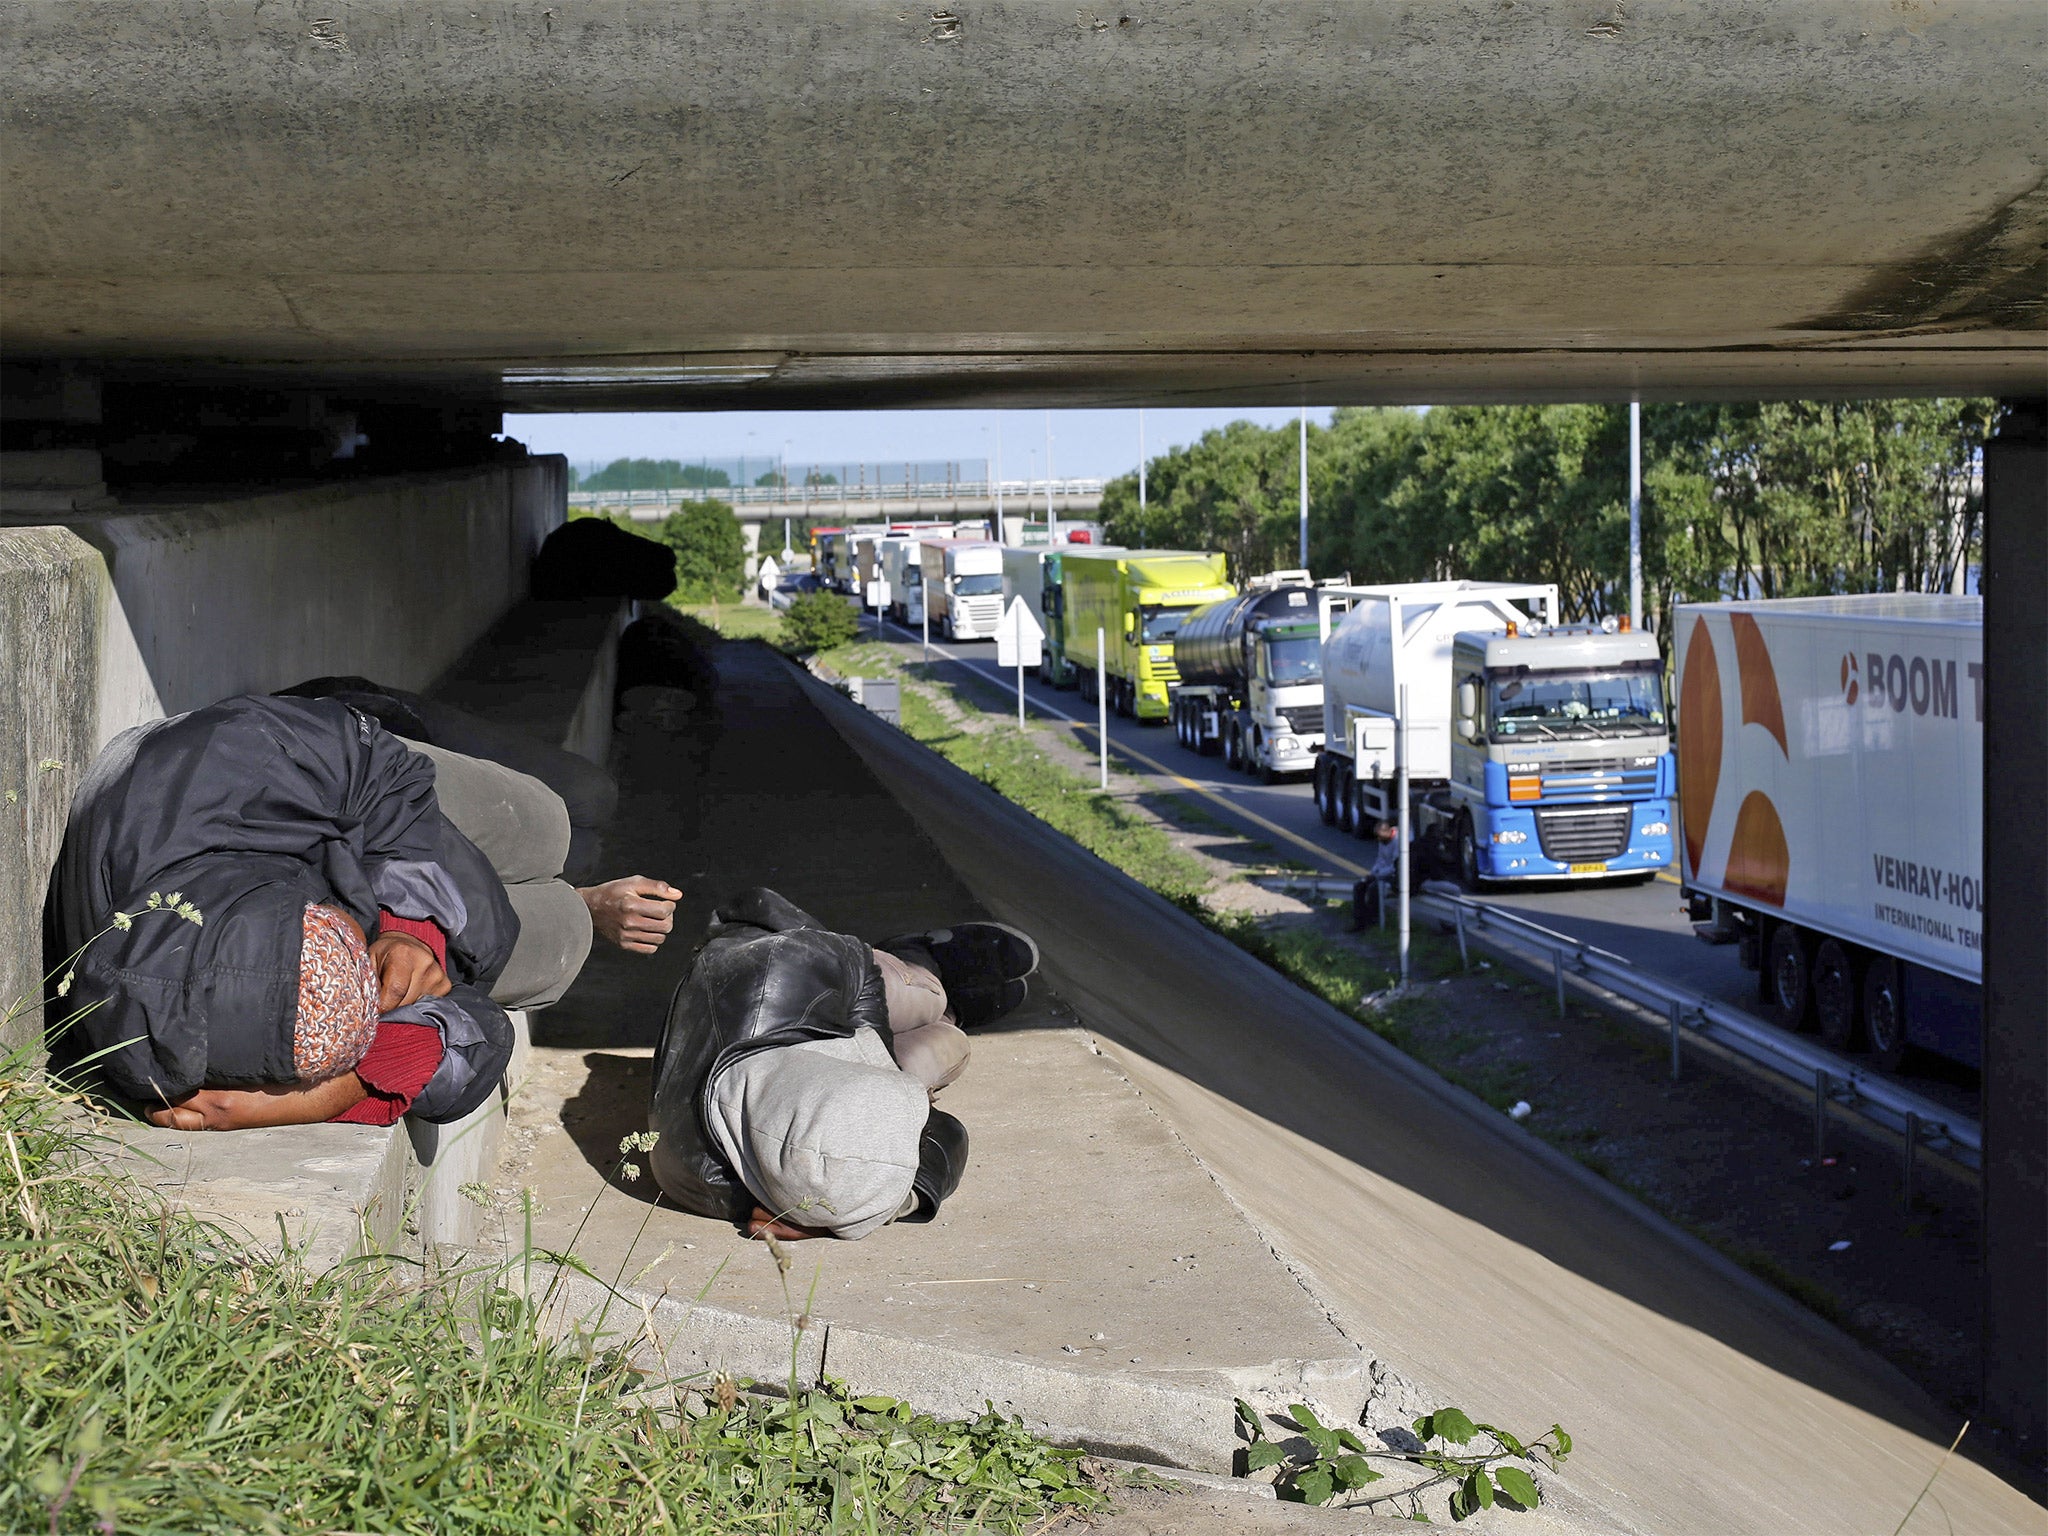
[1639,821,1670,837]
[1275,735,1296,750]
[1491,829,1528,845]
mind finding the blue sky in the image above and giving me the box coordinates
[506,407,1341,482]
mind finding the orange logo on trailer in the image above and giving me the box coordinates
[1840,652,1860,706]
[1679,613,1791,907]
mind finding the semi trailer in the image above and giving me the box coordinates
[1169,572,1328,779]
[1058,550,1235,719]
[1005,544,1124,686]
[1675,594,1981,1070]
[919,539,1007,640]
[1314,581,1676,886]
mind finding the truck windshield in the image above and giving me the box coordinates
[1140,605,1201,643]
[1264,636,1323,684]
[953,573,1004,596]
[1490,664,1666,739]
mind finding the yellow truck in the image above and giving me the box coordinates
[1058,550,1234,720]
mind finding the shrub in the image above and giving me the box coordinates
[780,590,862,653]
[657,501,747,601]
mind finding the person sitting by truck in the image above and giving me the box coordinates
[44,693,681,1132]
[647,888,1039,1241]
[1351,821,1417,931]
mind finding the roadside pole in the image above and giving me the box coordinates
[1097,627,1109,790]
[922,592,930,663]
[1629,399,1643,630]
[1397,682,1411,987]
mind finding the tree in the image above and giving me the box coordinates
[780,590,861,652]
[657,501,747,601]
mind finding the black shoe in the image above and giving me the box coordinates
[878,921,1040,1029]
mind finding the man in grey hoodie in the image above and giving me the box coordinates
[648,889,1038,1241]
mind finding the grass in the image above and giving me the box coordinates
[0,1055,1103,1534]
[673,599,784,643]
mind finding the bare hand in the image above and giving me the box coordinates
[747,1205,832,1242]
[369,932,453,1013]
[579,876,682,954]
[143,1074,369,1131]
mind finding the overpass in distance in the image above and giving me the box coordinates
[2,3,2043,1529]
[573,479,1107,525]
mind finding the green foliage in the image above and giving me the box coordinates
[576,458,731,492]
[1104,400,1998,641]
[1235,1398,1569,1520]
[656,500,747,601]
[0,1056,1101,1534]
[781,590,864,652]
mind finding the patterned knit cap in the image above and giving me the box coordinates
[295,903,379,1082]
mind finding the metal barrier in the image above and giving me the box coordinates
[1258,874,1981,1181]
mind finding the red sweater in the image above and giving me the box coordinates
[330,912,450,1126]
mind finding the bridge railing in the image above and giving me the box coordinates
[570,479,1106,514]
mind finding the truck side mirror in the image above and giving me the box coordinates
[1456,679,1480,731]
[1123,612,1136,635]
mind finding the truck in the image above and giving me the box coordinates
[1314,581,1676,889]
[1057,550,1235,719]
[1168,571,1328,780]
[1675,594,1981,1070]
[1004,543,1123,686]
[919,539,1007,640]
[878,535,925,625]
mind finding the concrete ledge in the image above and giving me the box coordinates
[430,595,629,764]
[101,1011,531,1269]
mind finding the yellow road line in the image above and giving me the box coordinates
[934,646,1372,881]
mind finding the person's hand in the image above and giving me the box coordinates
[579,877,682,954]
[747,1205,832,1242]
[369,931,452,1012]
[143,1074,369,1131]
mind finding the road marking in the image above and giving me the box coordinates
[884,620,1371,881]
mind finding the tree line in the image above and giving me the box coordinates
[1098,400,1998,639]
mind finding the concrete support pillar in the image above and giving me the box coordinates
[1981,397,2047,1460]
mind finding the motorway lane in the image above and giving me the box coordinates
[873,617,1980,1116]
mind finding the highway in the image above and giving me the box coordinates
[868,613,1979,1116]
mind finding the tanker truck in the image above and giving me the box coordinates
[1675,594,1981,1070]
[1059,549,1235,719]
[1168,572,1328,780]
[1314,581,1676,888]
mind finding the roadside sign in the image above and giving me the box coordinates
[996,596,1045,669]
[757,554,781,592]
[866,578,891,609]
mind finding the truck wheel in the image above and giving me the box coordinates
[1314,759,1336,824]
[1812,939,1861,1049]
[1457,818,1484,891]
[1766,923,1815,1032]
[1224,720,1242,770]
[1338,778,1359,836]
[1863,956,1909,1071]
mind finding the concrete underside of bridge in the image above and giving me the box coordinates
[4,0,2044,412]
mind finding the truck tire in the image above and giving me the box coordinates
[1174,701,1191,749]
[1863,956,1909,1071]
[1351,786,1378,841]
[1338,777,1359,836]
[1315,759,1338,825]
[1812,938,1860,1049]
[1456,817,1484,892]
[1224,719,1242,770]
[1766,922,1815,1033]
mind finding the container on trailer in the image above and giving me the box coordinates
[1675,594,1982,1069]
[1059,550,1234,720]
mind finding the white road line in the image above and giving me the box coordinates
[879,618,1372,880]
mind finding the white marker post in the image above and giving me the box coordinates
[996,596,1045,731]
[1397,681,1411,988]
[1097,626,1109,789]
[921,589,929,662]
[867,576,890,641]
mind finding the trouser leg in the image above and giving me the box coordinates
[408,739,595,1008]
[872,947,970,1093]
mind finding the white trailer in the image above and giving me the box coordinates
[1315,581,1675,887]
[920,540,1006,640]
[879,536,926,626]
[1676,594,1982,1070]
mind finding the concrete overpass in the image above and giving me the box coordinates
[1,0,2044,1520]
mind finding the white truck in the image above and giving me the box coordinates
[919,539,1006,640]
[1314,580,1676,888]
[876,535,925,626]
[1676,594,1981,1070]
[1169,572,1328,780]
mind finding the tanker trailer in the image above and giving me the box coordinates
[1169,572,1328,780]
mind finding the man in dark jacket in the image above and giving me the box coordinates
[648,888,1037,1241]
[45,694,677,1131]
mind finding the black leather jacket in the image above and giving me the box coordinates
[648,888,967,1227]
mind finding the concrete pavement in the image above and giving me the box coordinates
[800,651,2040,1533]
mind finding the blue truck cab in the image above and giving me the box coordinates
[1444,624,1676,886]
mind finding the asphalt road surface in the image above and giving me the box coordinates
[873,615,1978,1115]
